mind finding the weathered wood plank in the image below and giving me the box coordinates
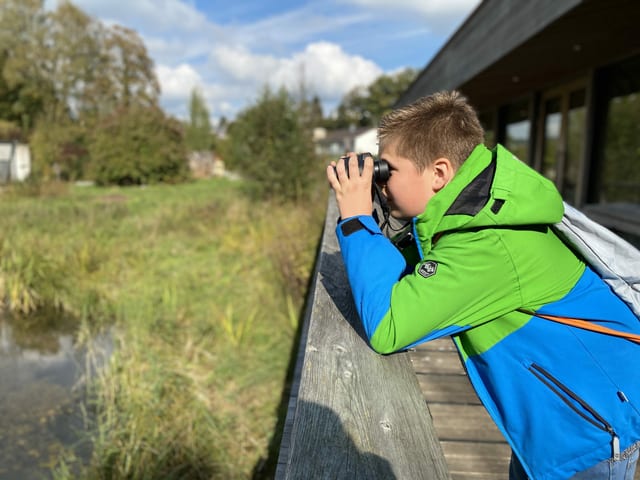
[412,337,458,352]
[410,349,466,376]
[428,404,506,443]
[440,441,511,480]
[414,372,480,405]
[276,195,450,480]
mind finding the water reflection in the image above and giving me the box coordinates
[0,312,111,479]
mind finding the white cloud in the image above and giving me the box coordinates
[211,46,280,84]
[210,42,382,105]
[156,63,203,101]
[289,42,383,100]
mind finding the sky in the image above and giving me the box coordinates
[46,0,481,124]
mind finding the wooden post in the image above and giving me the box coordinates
[276,194,451,479]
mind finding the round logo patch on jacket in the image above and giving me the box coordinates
[418,261,438,278]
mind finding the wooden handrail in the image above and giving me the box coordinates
[275,194,451,479]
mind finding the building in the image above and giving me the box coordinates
[0,141,31,183]
[397,0,640,245]
[187,151,225,178]
[313,126,378,157]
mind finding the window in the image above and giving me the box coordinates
[504,99,530,164]
[599,56,640,204]
[584,54,640,247]
[538,85,586,205]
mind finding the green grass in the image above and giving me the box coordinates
[0,178,327,479]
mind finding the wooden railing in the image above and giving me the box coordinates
[275,195,451,479]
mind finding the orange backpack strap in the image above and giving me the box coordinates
[521,310,640,345]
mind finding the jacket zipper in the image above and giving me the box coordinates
[529,363,620,458]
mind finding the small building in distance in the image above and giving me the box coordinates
[313,126,378,157]
[188,151,225,179]
[0,141,31,183]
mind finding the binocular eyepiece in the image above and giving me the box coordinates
[336,152,390,183]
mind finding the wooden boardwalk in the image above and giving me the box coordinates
[409,337,511,480]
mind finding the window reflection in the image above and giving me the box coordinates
[539,89,586,206]
[601,93,640,203]
[504,99,530,164]
[564,90,586,204]
[542,98,561,183]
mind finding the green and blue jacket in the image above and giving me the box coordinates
[336,144,640,479]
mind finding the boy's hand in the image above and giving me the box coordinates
[326,152,374,219]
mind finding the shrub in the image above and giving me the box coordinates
[89,105,189,185]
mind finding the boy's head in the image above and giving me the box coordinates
[377,90,484,172]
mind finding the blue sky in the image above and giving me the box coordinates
[47,0,481,123]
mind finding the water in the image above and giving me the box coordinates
[0,313,112,479]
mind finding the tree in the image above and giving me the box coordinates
[223,86,316,201]
[0,0,174,181]
[330,68,418,128]
[42,2,104,123]
[0,0,53,132]
[185,88,214,151]
[89,105,188,186]
[98,24,160,112]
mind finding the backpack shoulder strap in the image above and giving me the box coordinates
[520,310,640,344]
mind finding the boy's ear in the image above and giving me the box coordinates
[431,157,454,191]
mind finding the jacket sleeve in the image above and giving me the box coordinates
[336,215,409,340]
[370,229,524,353]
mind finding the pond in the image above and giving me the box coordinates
[0,312,112,479]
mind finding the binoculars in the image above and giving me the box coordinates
[336,153,390,183]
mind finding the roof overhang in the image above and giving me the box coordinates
[397,0,640,112]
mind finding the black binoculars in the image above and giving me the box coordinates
[336,153,390,183]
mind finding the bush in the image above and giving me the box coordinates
[30,120,90,180]
[89,105,189,185]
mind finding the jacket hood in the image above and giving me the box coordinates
[415,144,564,251]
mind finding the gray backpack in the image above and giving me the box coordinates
[521,203,640,342]
[552,202,640,321]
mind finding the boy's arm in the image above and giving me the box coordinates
[339,224,523,354]
[336,215,409,339]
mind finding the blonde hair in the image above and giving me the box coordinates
[378,90,484,171]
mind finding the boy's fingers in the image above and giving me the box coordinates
[326,165,339,189]
[362,154,374,177]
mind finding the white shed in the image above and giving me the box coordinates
[0,142,31,183]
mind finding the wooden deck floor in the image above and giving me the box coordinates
[408,338,511,480]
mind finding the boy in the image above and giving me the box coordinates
[326,91,640,479]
